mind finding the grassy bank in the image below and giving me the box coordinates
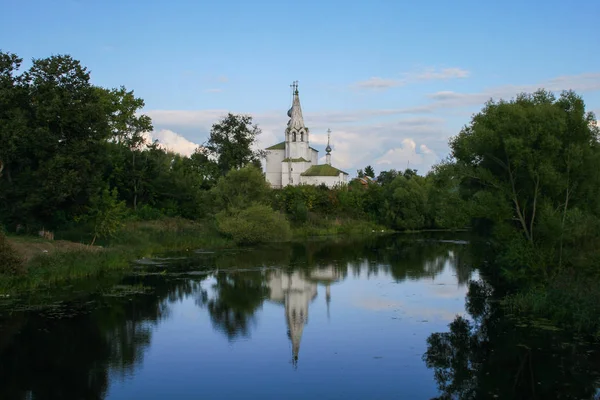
[291,217,390,238]
[0,218,233,293]
[0,216,392,293]
[502,270,600,337]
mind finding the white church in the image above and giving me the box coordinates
[264,82,349,188]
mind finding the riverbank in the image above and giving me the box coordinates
[0,218,233,293]
[0,216,389,293]
[502,271,600,338]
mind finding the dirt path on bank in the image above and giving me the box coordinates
[7,237,100,262]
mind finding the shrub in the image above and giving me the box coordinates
[0,231,25,275]
[216,204,291,245]
[134,204,164,221]
[211,166,271,211]
[503,269,600,335]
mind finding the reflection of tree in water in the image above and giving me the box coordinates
[424,280,600,400]
[0,275,206,400]
[307,235,471,284]
[102,276,203,377]
[196,271,270,340]
[197,233,473,343]
[0,232,474,399]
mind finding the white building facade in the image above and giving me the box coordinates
[265,82,348,189]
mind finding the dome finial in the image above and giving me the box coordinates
[325,129,332,154]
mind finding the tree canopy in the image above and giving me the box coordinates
[450,89,600,281]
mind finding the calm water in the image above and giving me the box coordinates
[1,233,599,399]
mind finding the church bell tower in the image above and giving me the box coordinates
[285,81,310,160]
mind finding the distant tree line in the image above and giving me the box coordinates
[0,51,470,246]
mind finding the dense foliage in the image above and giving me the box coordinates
[216,204,291,245]
[0,51,466,249]
[450,90,600,282]
[448,89,600,334]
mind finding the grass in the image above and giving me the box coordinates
[0,217,232,294]
[502,270,600,337]
[291,217,389,238]
[0,215,391,294]
[110,217,231,251]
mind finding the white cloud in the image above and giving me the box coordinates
[353,66,471,91]
[143,71,600,176]
[374,139,439,173]
[303,118,447,174]
[426,72,600,109]
[145,109,227,127]
[409,67,471,81]
[145,109,451,176]
[353,77,405,90]
[144,129,200,157]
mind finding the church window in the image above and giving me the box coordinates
[292,132,296,142]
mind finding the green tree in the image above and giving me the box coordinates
[382,174,429,230]
[205,113,265,177]
[14,54,113,229]
[188,147,220,190]
[0,52,27,189]
[100,86,153,211]
[211,166,271,211]
[364,165,375,178]
[80,187,128,246]
[450,89,600,279]
[216,204,291,245]
[376,169,398,186]
[426,161,470,229]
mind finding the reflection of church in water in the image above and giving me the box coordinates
[267,266,342,365]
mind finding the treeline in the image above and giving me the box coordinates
[270,166,469,230]
[446,89,600,334]
[0,52,264,238]
[449,89,600,282]
[0,51,466,246]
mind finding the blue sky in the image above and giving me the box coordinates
[2,0,600,174]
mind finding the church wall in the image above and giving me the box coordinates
[300,173,348,188]
[281,161,311,187]
[265,149,285,188]
[311,149,318,165]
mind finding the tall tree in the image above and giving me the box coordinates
[0,52,26,187]
[450,89,600,278]
[100,86,153,210]
[364,165,375,178]
[2,54,114,228]
[205,113,264,176]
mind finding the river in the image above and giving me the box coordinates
[0,233,599,399]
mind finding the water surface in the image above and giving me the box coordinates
[1,234,599,399]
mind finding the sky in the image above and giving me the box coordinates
[2,0,600,176]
